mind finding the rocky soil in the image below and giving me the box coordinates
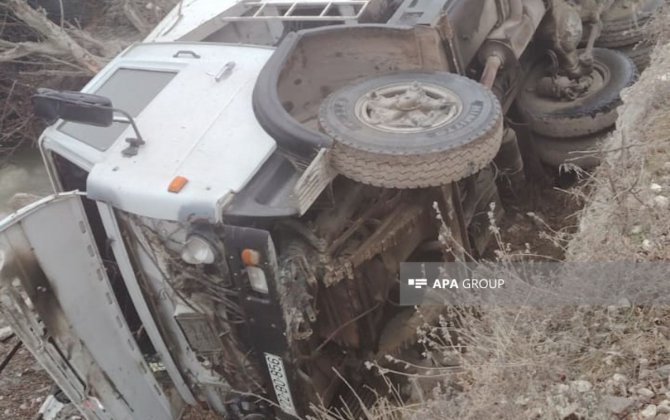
[0,318,54,419]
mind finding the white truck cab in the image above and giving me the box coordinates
[0,0,650,418]
[45,42,277,222]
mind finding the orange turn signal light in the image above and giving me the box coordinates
[168,176,188,193]
[241,249,261,266]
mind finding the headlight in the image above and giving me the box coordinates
[181,234,217,265]
[246,266,269,294]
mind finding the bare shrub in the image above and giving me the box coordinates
[0,0,177,164]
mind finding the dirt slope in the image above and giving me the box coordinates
[568,44,670,262]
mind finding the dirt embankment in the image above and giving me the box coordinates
[568,45,670,262]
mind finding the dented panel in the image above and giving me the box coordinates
[0,193,182,420]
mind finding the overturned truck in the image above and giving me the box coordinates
[0,0,659,418]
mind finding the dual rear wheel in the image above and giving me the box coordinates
[516,48,637,170]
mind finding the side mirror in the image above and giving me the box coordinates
[32,88,114,127]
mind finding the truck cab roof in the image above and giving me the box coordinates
[41,42,278,223]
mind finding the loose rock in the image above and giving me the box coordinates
[602,396,635,415]
[640,404,657,418]
[640,369,655,380]
[571,380,593,393]
[638,388,656,399]
[653,195,669,210]
[613,373,628,383]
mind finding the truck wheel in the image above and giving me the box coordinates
[533,132,607,170]
[318,72,503,189]
[595,0,662,48]
[516,48,636,139]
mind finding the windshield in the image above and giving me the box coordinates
[59,68,177,151]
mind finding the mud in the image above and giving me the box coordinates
[0,148,52,217]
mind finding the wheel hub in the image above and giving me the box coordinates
[355,82,463,133]
[535,59,609,102]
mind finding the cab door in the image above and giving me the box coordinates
[0,192,181,420]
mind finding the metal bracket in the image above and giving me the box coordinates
[112,109,147,158]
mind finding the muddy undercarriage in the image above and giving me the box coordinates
[120,170,501,414]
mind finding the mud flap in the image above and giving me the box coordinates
[0,193,182,420]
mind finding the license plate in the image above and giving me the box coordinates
[264,353,297,417]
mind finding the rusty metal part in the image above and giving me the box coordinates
[349,201,428,268]
[494,127,526,198]
[579,0,613,64]
[530,0,622,101]
[314,192,435,349]
[536,73,593,100]
[314,183,368,244]
[322,198,428,286]
[580,0,616,24]
[481,54,503,88]
[477,0,545,97]
[483,0,546,61]
[544,0,589,78]
[325,190,403,256]
[277,241,319,342]
[531,50,609,101]
[543,0,613,80]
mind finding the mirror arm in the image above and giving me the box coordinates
[112,108,145,145]
[112,108,146,157]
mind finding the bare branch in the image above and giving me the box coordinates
[123,0,152,34]
[0,39,61,61]
[65,22,125,57]
[5,0,104,74]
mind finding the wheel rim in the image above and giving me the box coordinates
[354,81,463,133]
[571,60,611,101]
[523,54,612,105]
